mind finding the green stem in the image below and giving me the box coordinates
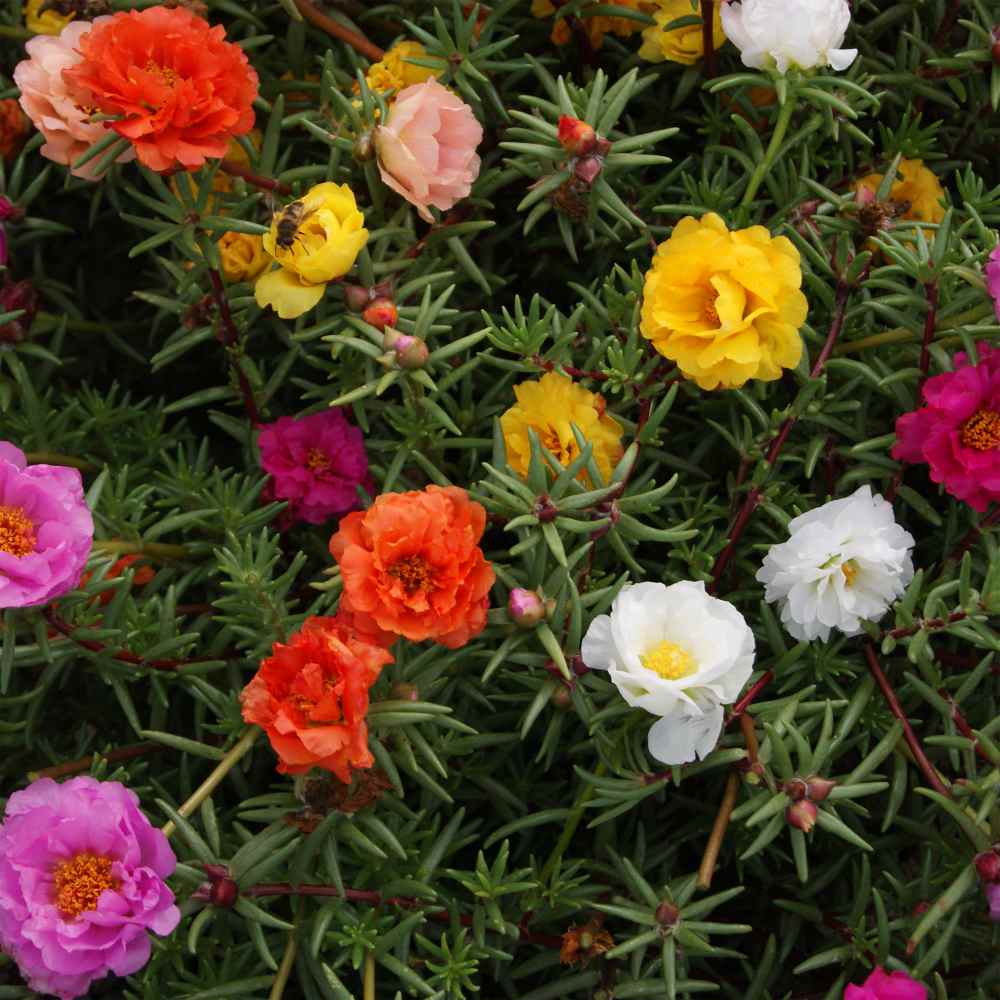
[540,762,604,882]
[25,452,97,472]
[93,540,190,560]
[740,91,797,210]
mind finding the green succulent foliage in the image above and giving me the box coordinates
[2,0,1000,999]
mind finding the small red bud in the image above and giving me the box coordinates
[390,682,420,702]
[550,685,573,710]
[389,333,429,369]
[974,850,1000,883]
[209,876,239,908]
[805,776,837,802]
[785,799,818,833]
[363,297,398,331]
[557,115,597,156]
[573,155,602,186]
[508,587,549,627]
[533,494,559,523]
[783,778,808,802]
[343,283,371,312]
[655,901,680,927]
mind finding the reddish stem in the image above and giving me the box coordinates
[727,670,774,724]
[918,280,939,381]
[217,160,292,195]
[701,0,717,79]
[533,355,609,382]
[293,0,385,61]
[932,0,962,48]
[942,694,991,763]
[29,742,164,781]
[884,609,969,640]
[864,643,951,798]
[208,269,262,427]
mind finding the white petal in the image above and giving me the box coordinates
[647,703,725,766]
[580,614,613,671]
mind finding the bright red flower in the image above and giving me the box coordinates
[240,615,393,782]
[62,5,258,173]
[329,485,495,649]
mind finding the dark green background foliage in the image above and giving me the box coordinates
[1,0,999,997]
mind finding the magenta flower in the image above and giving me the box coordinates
[987,882,1000,922]
[986,245,1000,323]
[844,967,927,1000]
[891,344,1000,512]
[258,409,370,526]
[0,442,93,608]
[0,777,180,1000]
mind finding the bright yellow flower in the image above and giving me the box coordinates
[363,41,439,95]
[500,371,624,483]
[532,0,653,49]
[853,158,946,229]
[217,232,269,284]
[255,182,368,320]
[24,0,73,34]
[639,0,725,65]
[640,213,807,391]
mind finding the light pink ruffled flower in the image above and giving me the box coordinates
[986,245,1000,323]
[13,19,135,180]
[0,442,94,608]
[844,967,926,1000]
[891,343,1000,512]
[374,78,483,223]
[0,776,179,1000]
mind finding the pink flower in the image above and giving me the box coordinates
[258,409,371,526]
[844,967,927,1000]
[891,344,1000,511]
[374,78,483,223]
[986,245,1000,323]
[987,882,1000,922]
[0,442,93,608]
[13,20,135,180]
[0,776,179,1000]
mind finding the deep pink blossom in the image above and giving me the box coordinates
[0,777,179,1000]
[844,967,927,1000]
[258,409,370,526]
[891,344,1000,511]
[0,442,93,607]
[986,245,1000,323]
[986,882,1000,922]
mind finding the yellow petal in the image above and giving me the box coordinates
[255,268,326,320]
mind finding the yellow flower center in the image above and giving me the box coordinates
[702,296,719,327]
[960,409,1000,452]
[306,447,330,471]
[144,60,178,88]
[841,560,859,588]
[0,505,36,557]
[640,640,695,681]
[387,555,433,594]
[53,853,119,918]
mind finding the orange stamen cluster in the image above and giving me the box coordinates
[960,408,1000,452]
[0,505,36,557]
[306,447,331,471]
[387,555,433,594]
[53,853,119,918]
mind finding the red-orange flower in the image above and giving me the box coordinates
[240,614,393,781]
[330,485,495,649]
[81,554,155,606]
[0,100,29,161]
[62,6,258,173]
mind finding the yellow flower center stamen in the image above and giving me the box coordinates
[703,297,719,327]
[640,640,695,681]
[53,853,119,918]
[0,505,36,557]
[960,409,1000,452]
[388,555,433,594]
[306,447,330,471]
[841,560,859,588]
[144,61,178,87]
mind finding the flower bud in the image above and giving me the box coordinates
[533,494,559,523]
[783,777,808,802]
[209,876,239,908]
[390,681,420,702]
[974,850,1000,884]
[557,115,597,157]
[386,333,429,370]
[573,155,603,187]
[363,297,398,332]
[353,130,375,162]
[0,278,39,344]
[508,587,549,627]
[655,901,680,927]
[0,196,22,223]
[805,775,837,802]
[785,799,818,833]
[550,685,573,710]
[343,283,371,312]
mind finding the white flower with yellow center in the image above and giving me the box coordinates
[756,485,915,642]
[581,581,755,765]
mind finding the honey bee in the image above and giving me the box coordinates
[273,199,308,250]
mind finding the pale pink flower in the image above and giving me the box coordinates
[13,20,135,180]
[374,78,482,223]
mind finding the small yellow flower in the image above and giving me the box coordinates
[639,0,725,65]
[217,232,269,284]
[362,41,439,95]
[532,0,653,49]
[853,158,946,229]
[24,0,73,34]
[255,182,369,321]
[640,213,807,391]
[500,371,624,483]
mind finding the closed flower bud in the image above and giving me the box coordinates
[353,130,375,162]
[550,685,573,710]
[384,332,429,369]
[557,115,597,156]
[655,901,680,927]
[0,278,39,344]
[805,775,837,802]
[573,155,603,186]
[363,297,398,331]
[784,777,808,801]
[0,196,24,223]
[786,799,818,833]
[209,876,239,908]
[508,587,549,627]
[974,849,1000,883]
[343,283,371,312]
[533,494,559,523]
